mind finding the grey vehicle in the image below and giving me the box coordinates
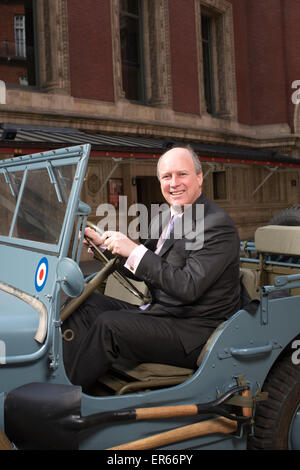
[0,145,299,450]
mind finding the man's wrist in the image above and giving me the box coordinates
[125,244,148,273]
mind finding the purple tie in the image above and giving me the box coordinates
[155,215,176,254]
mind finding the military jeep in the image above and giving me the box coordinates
[0,145,300,451]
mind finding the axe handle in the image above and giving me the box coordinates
[108,416,237,450]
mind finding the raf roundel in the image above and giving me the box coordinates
[35,257,49,292]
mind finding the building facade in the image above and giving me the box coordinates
[1,0,300,240]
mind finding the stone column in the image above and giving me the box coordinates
[36,0,70,94]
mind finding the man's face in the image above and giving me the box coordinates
[158,148,203,208]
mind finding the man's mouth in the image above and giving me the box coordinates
[170,190,184,196]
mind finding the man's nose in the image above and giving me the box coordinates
[170,174,179,186]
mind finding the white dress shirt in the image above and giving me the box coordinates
[124,207,183,274]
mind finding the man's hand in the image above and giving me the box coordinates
[82,227,103,246]
[99,231,138,257]
[82,227,138,258]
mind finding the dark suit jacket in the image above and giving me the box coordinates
[125,193,241,354]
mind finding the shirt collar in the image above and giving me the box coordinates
[170,206,183,217]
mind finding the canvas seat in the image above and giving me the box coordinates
[100,360,195,395]
[255,224,300,256]
[240,267,260,300]
[99,321,226,395]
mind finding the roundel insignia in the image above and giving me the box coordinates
[35,257,49,292]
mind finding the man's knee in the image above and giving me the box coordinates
[79,292,106,311]
[95,310,127,336]
[94,310,135,357]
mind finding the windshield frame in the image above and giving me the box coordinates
[0,145,90,255]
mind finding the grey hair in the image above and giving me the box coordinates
[157,145,202,180]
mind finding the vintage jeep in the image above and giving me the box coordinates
[0,145,300,451]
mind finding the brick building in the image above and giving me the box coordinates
[0,0,300,239]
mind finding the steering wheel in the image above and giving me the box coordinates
[60,221,151,324]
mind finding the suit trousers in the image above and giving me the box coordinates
[62,292,204,392]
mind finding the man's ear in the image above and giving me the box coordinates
[197,171,203,188]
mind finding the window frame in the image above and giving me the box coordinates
[0,1,37,87]
[111,0,172,107]
[14,14,26,58]
[196,0,237,120]
[201,13,215,114]
[0,0,70,93]
[119,0,146,103]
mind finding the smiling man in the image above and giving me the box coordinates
[62,146,241,392]
[158,146,203,208]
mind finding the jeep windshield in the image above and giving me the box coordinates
[0,164,76,245]
[0,145,91,253]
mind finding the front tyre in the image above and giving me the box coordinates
[249,355,300,449]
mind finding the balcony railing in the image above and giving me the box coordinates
[0,40,26,59]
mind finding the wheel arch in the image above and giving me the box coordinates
[263,332,300,385]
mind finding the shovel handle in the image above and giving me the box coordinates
[136,404,198,420]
